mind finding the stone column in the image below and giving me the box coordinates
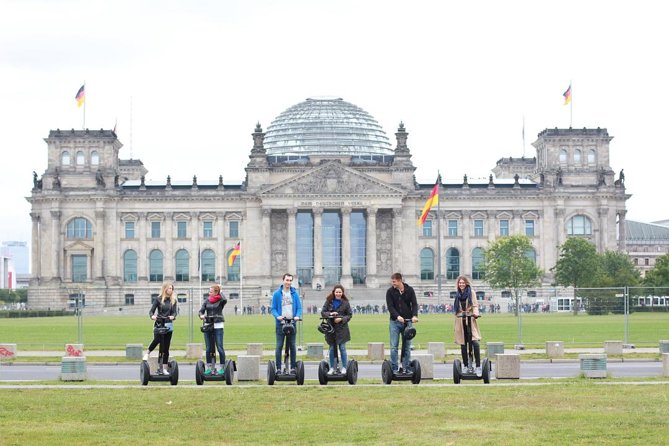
[461,211,471,276]
[287,208,297,275]
[191,212,199,281]
[94,210,105,280]
[617,210,626,251]
[487,210,496,243]
[341,207,352,288]
[138,213,147,281]
[392,208,403,273]
[50,210,61,280]
[164,212,173,280]
[598,207,609,253]
[512,210,522,235]
[217,212,225,281]
[313,208,323,287]
[366,207,377,287]
[554,208,565,250]
[30,212,41,281]
[262,207,272,276]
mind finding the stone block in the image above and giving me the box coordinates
[545,341,564,358]
[427,342,445,360]
[662,353,669,377]
[580,354,607,378]
[368,342,384,361]
[125,344,143,360]
[659,340,669,354]
[247,343,264,356]
[495,353,520,379]
[0,343,17,360]
[604,340,623,355]
[185,343,203,359]
[306,343,324,359]
[486,342,504,357]
[237,355,260,381]
[61,356,87,381]
[65,343,84,357]
[412,353,434,379]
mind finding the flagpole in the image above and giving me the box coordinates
[436,172,442,308]
[82,81,86,130]
[522,115,526,157]
[569,80,573,128]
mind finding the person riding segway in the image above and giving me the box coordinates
[140,316,179,385]
[452,275,490,384]
[268,274,304,385]
[267,317,305,385]
[141,282,179,385]
[382,273,421,384]
[195,284,235,385]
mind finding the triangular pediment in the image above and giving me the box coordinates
[260,162,405,196]
[64,240,94,252]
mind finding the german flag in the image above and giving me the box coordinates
[563,84,572,105]
[227,242,241,267]
[75,84,85,108]
[418,178,439,226]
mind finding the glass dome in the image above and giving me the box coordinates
[264,97,393,157]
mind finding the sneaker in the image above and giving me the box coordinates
[290,368,296,375]
[475,366,482,377]
[142,353,149,361]
[398,367,404,374]
[327,368,335,375]
[461,364,468,374]
[218,368,226,376]
[204,369,213,376]
[341,367,346,375]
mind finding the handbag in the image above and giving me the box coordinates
[200,322,214,333]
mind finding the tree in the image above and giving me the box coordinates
[484,235,543,317]
[551,237,602,315]
[643,253,669,287]
[599,250,640,287]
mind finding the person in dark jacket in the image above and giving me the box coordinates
[385,272,418,373]
[144,282,178,374]
[320,284,353,374]
[198,284,228,376]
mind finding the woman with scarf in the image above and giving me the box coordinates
[198,284,228,376]
[453,275,482,376]
[320,284,353,374]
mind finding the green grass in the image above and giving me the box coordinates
[1,312,669,351]
[0,383,668,445]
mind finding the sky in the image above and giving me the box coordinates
[1,0,668,245]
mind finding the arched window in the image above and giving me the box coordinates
[574,148,582,163]
[559,149,568,163]
[525,247,537,264]
[420,248,434,280]
[472,247,485,280]
[175,249,189,282]
[201,249,216,282]
[567,215,593,235]
[76,151,85,165]
[446,247,460,280]
[66,217,92,239]
[227,248,240,281]
[587,149,596,164]
[149,250,163,282]
[91,151,99,166]
[61,151,71,166]
[123,250,137,282]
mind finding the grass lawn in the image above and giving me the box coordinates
[0,383,668,445]
[1,312,669,351]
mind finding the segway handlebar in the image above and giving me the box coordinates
[457,312,479,319]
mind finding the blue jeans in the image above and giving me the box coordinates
[204,328,225,365]
[389,320,412,371]
[275,324,297,370]
[329,342,348,369]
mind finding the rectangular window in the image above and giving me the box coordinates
[124,222,135,239]
[124,294,135,305]
[296,212,314,285]
[525,220,535,236]
[350,211,367,285]
[203,221,213,239]
[72,255,87,282]
[448,220,458,237]
[229,221,239,238]
[499,219,509,236]
[422,220,432,237]
[151,221,161,238]
[177,221,188,238]
[474,219,484,237]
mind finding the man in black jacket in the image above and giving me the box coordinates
[385,272,418,373]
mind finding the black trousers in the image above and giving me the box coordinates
[461,340,481,367]
[148,331,173,365]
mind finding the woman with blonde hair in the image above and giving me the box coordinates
[144,282,178,374]
[453,275,482,376]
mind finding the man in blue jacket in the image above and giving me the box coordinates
[271,273,303,372]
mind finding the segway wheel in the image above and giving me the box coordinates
[318,360,329,385]
[267,360,276,386]
[453,359,462,384]
[481,358,490,384]
[381,359,393,385]
[140,360,150,386]
[296,360,305,386]
[225,359,234,385]
[347,360,358,385]
[195,360,205,385]
[169,360,179,385]
[410,359,421,385]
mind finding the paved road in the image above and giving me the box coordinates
[1,360,663,383]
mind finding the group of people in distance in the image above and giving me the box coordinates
[144,272,483,378]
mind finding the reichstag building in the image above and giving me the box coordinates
[26,97,628,310]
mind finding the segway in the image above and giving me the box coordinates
[317,317,358,385]
[267,318,305,385]
[381,319,421,385]
[195,318,235,385]
[452,312,490,384]
[140,317,179,385]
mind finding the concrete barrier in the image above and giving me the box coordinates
[247,343,264,356]
[306,343,324,359]
[61,356,87,381]
[65,343,84,357]
[604,341,623,355]
[659,340,669,354]
[185,343,203,359]
[580,354,607,378]
[412,353,434,379]
[486,342,504,357]
[125,344,143,360]
[237,355,260,381]
[495,353,520,379]
[546,341,564,358]
[427,342,445,360]
[662,353,669,377]
[368,342,384,361]
[0,343,17,360]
